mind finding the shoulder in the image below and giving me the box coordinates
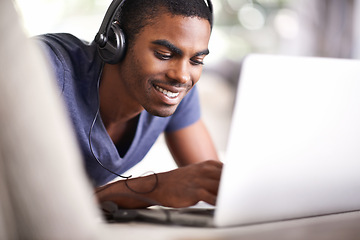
[34,33,97,65]
[34,33,102,90]
[35,33,89,51]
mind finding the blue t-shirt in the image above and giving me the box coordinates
[36,33,201,186]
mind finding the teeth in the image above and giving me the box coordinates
[155,86,179,98]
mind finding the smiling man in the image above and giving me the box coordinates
[37,0,222,209]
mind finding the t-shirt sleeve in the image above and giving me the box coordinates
[165,85,201,132]
[34,36,67,94]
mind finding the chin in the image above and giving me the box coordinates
[145,105,177,117]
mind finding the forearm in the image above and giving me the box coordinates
[95,160,223,209]
[166,119,219,166]
[95,174,160,209]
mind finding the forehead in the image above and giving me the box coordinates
[134,13,211,51]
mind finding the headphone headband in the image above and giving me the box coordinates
[95,0,125,47]
[204,0,213,15]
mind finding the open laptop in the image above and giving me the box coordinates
[103,54,360,227]
[214,54,360,227]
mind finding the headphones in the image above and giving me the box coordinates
[94,0,213,65]
[94,0,126,64]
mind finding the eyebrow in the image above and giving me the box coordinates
[151,39,210,57]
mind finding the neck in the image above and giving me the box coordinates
[99,63,143,128]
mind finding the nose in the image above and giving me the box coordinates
[166,60,191,84]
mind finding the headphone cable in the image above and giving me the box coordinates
[88,64,159,194]
[88,65,132,180]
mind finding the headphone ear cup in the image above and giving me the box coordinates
[97,22,126,64]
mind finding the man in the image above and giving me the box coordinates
[37,0,222,209]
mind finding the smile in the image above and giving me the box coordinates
[155,85,180,98]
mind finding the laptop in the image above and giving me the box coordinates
[103,54,360,227]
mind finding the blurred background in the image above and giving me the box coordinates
[14,0,360,175]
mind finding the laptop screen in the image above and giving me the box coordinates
[215,54,360,227]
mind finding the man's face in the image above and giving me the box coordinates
[117,13,211,117]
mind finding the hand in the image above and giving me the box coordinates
[153,160,223,207]
[96,160,223,209]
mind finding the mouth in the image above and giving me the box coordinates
[155,85,180,98]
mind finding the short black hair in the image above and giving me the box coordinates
[115,0,213,47]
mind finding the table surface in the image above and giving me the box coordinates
[99,210,360,240]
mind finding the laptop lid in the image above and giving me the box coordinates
[214,54,360,227]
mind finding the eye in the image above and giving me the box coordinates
[190,57,205,66]
[154,51,172,60]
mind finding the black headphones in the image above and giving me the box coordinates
[94,0,126,64]
[94,0,213,65]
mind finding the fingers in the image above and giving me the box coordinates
[192,160,223,181]
[198,159,223,169]
[200,178,220,195]
[184,160,223,204]
[152,160,223,208]
[197,188,217,206]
